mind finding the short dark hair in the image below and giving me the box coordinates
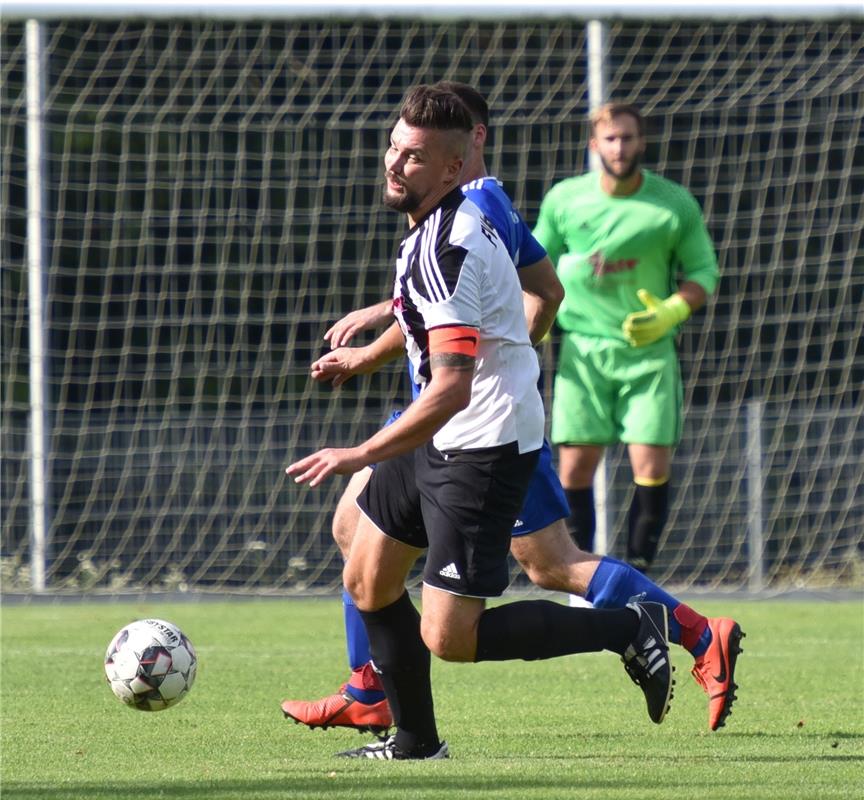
[430,81,489,127]
[399,85,474,133]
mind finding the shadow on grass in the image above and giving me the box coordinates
[4,761,863,800]
[0,774,736,800]
[5,732,862,799]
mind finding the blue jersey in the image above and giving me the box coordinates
[407,176,548,400]
[462,177,548,269]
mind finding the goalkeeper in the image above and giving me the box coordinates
[533,103,719,571]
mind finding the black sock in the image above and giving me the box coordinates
[565,487,596,552]
[475,600,639,661]
[358,591,439,755]
[627,482,670,572]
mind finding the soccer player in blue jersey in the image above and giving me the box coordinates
[281,83,742,736]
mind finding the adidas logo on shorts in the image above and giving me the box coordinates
[512,519,524,528]
[438,562,461,580]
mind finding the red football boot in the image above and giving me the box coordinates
[281,662,393,736]
[691,617,745,731]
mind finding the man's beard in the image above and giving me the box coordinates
[382,176,421,213]
[599,151,642,181]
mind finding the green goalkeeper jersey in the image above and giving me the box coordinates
[533,169,719,342]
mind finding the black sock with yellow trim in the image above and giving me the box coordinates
[627,479,670,572]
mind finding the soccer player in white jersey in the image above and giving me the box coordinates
[281,83,744,738]
[286,85,674,760]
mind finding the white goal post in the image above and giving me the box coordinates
[2,2,862,596]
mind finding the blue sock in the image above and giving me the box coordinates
[344,589,371,669]
[690,626,712,658]
[586,556,697,649]
[342,589,385,704]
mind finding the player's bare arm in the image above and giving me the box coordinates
[325,300,396,348]
[517,255,565,344]
[312,322,405,387]
[287,357,473,487]
[357,354,474,459]
[285,447,371,488]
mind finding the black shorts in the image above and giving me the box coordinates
[357,441,540,598]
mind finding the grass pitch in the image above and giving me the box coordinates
[2,597,862,799]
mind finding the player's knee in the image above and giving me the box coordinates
[342,562,362,602]
[420,617,475,662]
[515,554,561,591]
[557,446,603,488]
[342,562,375,609]
[342,559,407,612]
[511,525,591,594]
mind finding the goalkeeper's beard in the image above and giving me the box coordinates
[599,151,643,181]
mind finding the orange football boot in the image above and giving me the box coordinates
[281,663,393,736]
[281,689,392,735]
[691,617,745,730]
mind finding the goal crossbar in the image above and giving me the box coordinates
[3,0,863,21]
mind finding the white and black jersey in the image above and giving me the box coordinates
[392,187,544,453]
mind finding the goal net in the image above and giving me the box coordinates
[2,15,862,595]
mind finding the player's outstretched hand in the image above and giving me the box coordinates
[325,301,394,348]
[622,289,691,347]
[311,348,364,387]
[286,448,367,487]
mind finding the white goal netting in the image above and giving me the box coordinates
[2,17,862,594]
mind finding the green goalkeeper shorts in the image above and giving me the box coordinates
[551,332,683,447]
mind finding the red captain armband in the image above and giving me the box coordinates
[428,325,480,358]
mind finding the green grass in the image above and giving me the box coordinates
[2,598,862,799]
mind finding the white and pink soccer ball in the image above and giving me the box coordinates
[104,619,197,711]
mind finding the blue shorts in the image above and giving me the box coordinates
[512,438,570,536]
[378,410,569,536]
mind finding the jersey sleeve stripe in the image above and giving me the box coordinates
[419,209,448,303]
[417,223,435,302]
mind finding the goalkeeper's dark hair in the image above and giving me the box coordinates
[430,81,490,127]
[399,85,474,133]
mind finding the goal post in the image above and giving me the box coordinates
[2,4,862,596]
[6,0,864,20]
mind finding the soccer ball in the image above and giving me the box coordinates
[104,618,197,711]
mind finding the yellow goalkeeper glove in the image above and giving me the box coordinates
[622,289,691,347]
